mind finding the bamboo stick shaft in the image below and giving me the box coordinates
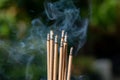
[64,33,68,80]
[50,31,54,80]
[61,30,65,80]
[67,47,73,80]
[63,43,67,80]
[50,39,54,80]
[58,42,63,80]
[53,36,58,80]
[47,34,50,80]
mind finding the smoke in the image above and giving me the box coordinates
[0,0,89,80]
[44,0,88,54]
[25,56,34,80]
[0,19,47,79]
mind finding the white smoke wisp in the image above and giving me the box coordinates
[44,0,89,55]
[0,20,47,79]
[25,56,34,80]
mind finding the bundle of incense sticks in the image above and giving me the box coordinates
[47,30,73,80]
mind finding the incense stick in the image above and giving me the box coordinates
[61,30,65,80]
[58,41,63,80]
[50,30,54,80]
[53,35,58,80]
[63,33,68,80]
[47,33,50,80]
[67,47,73,80]
[61,32,68,80]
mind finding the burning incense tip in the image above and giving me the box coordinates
[50,30,54,39]
[55,35,58,43]
[64,32,67,42]
[60,41,63,47]
[61,30,65,38]
[47,33,50,40]
[70,47,73,55]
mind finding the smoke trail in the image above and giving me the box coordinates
[44,0,88,54]
[25,56,34,80]
[0,19,47,79]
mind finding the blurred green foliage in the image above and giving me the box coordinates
[0,24,10,37]
[91,0,116,27]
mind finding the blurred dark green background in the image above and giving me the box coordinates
[0,0,119,80]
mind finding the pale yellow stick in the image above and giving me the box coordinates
[61,30,65,80]
[62,47,65,80]
[62,44,65,80]
[53,35,58,80]
[67,47,73,80]
[50,30,54,80]
[58,41,63,80]
[47,34,50,80]
[64,33,68,80]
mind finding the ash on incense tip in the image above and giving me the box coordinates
[70,47,73,55]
